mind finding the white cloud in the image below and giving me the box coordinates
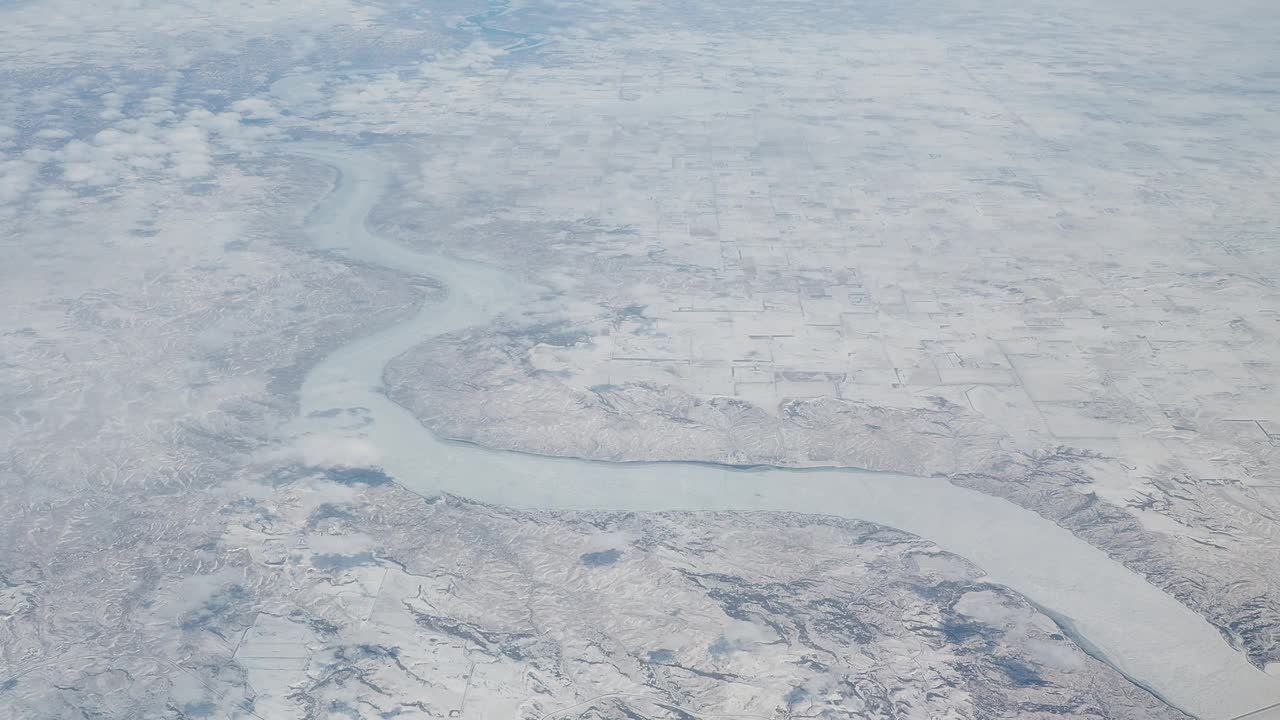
[296,478,363,514]
[6,96,287,201]
[954,590,1018,626]
[715,618,775,652]
[0,158,36,205]
[302,435,382,468]
[420,41,506,77]
[230,97,281,120]
[1026,638,1085,671]
[33,128,72,140]
[0,0,383,69]
[166,124,213,178]
[262,433,384,469]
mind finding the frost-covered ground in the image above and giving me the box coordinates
[375,0,1280,676]
[2,0,1279,718]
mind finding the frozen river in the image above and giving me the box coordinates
[285,143,1280,720]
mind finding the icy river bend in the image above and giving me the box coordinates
[284,143,1280,720]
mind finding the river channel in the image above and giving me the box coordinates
[284,143,1280,720]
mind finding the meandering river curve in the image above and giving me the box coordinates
[283,143,1280,720]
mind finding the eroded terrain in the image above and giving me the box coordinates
[5,470,1191,719]
[2,0,1279,717]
